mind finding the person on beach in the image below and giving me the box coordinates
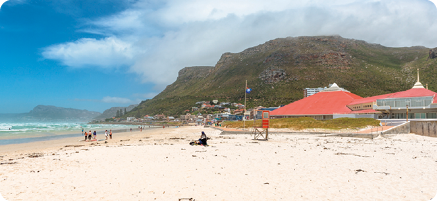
[93,131,96,139]
[199,131,208,146]
[105,130,108,140]
[88,131,92,141]
[82,128,84,135]
[109,130,112,139]
[84,131,87,141]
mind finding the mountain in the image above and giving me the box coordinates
[0,105,101,122]
[126,35,437,117]
[94,104,138,120]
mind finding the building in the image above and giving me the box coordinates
[271,70,437,120]
[271,83,363,120]
[304,84,348,98]
[303,87,325,98]
[350,69,437,119]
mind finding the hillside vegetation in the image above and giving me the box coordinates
[126,36,437,117]
[222,117,380,130]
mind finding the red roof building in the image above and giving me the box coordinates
[271,83,365,120]
[271,70,437,120]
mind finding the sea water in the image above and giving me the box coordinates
[0,122,143,145]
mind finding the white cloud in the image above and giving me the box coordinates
[42,37,137,68]
[430,0,437,7]
[0,0,7,9]
[102,96,138,104]
[43,0,437,90]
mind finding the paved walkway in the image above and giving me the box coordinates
[356,126,394,134]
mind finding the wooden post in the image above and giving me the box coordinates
[265,128,268,140]
[406,105,409,122]
[244,80,246,130]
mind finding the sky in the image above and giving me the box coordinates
[0,0,437,113]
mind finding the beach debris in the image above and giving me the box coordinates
[0,161,17,165]
[28,153,44,158]
[355,169,366,174]
[179,198,195,201]
[374,172,390,175]
[335,152,369,157]
[264,182,269,184]
[64,145,84,147]
[192,155,196,157]
[169,137,185,140]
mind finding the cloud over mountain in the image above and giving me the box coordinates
[42,0,437,90]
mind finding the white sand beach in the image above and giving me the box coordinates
[1,126,437,200]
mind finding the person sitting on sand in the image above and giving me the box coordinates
[199,131,208,145]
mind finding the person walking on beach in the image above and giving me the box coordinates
[93,131,96,140]
[105,130,108,140]
[82,128,84,135]
[109,130,112,139]
[84,131,87,141]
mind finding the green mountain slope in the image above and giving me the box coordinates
[127,36,437,117]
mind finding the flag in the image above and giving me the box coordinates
[246,87,252,94]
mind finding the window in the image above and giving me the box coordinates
[427,113,437,119]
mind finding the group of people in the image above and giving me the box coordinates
[81,129,112,141]
[83,130,96,141]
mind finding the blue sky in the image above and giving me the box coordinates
[0,0,437,113]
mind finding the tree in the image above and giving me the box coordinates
[135,110,141,118]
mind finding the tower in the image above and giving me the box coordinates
[412,68,424,89]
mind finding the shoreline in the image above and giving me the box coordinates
[0,126,163,155]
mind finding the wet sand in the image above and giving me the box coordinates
[0,126,437,200]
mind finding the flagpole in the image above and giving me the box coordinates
[244,80,247,130]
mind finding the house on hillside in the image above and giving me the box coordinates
[154,114,166,120]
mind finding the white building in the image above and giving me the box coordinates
[304,84,348,98]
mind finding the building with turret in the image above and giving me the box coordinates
[271,69,437,120]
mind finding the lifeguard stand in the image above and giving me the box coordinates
[253,110,269,140]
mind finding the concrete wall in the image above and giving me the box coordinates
[381,122,410,135]
[410,121,437,137]
[333,114,377,119]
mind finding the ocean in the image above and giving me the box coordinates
[0,122,145,145]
